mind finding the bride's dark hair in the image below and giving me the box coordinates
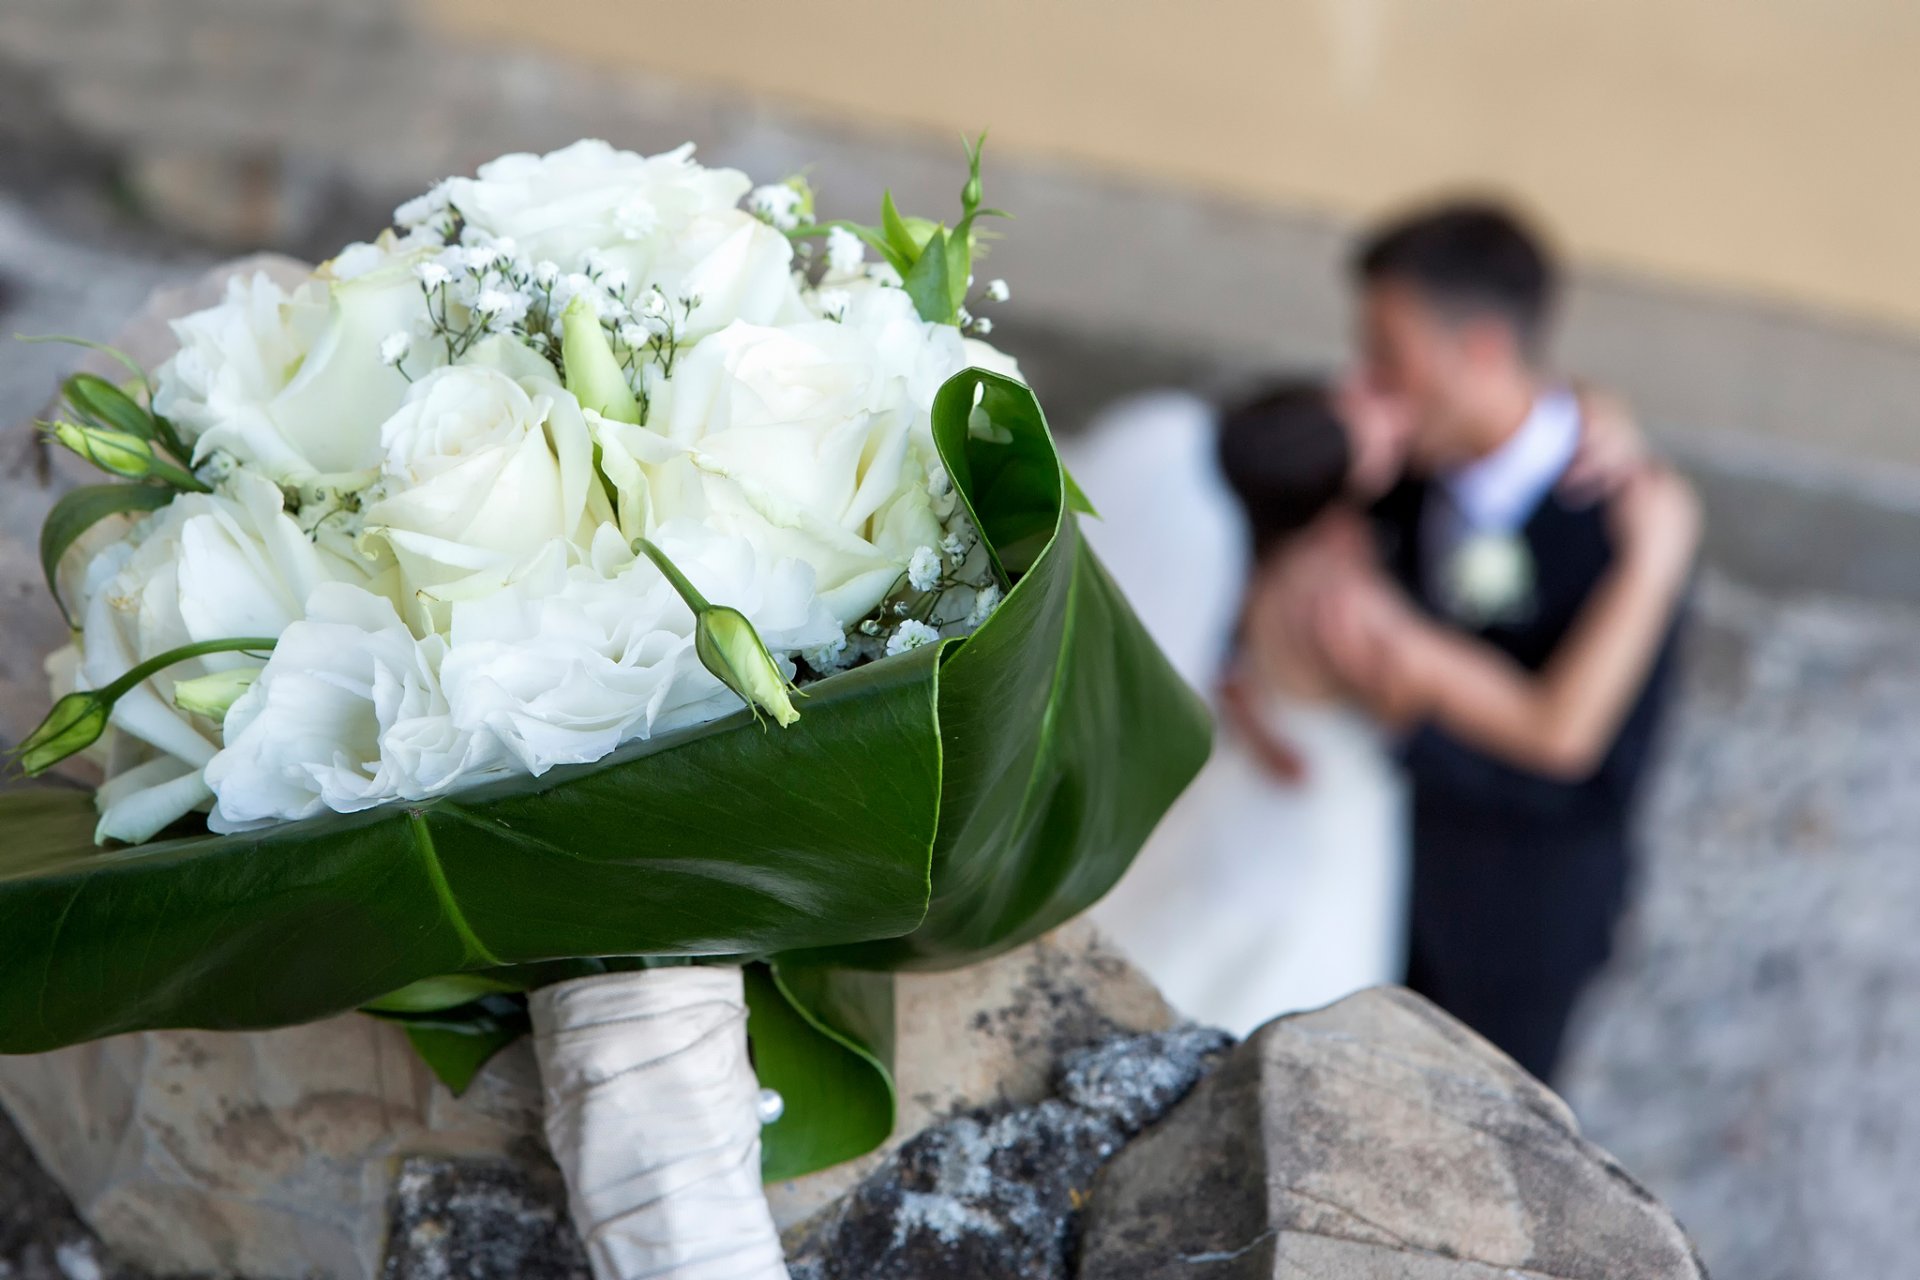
[1215,379,1351,557]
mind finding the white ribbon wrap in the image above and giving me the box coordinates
[530,966,790,1280]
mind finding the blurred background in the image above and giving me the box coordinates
[2,3,1917,1275]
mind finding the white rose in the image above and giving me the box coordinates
[67,470,382,843]
[325,226,444,281]
[437,140,749,274]
[427,139,808,338]
[646,212,813,340]
[598,314,945,625]
[439,522,838,775]
[836,284,1022,455]
[154,261,428,484]
[154,272,325,465]
[205,584,505,831]
[363,363,614,625]
[960,335,1023,386]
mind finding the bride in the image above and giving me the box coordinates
[1075,378,1697,1036]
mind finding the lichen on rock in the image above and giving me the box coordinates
[785,1027,1234,1280]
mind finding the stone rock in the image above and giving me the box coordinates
[789,1100,1124,1280]
[1055,1024,1234,1134]
[1079,987,1708,1280]
[785,1027,1233,1280]
[0,1105,152,1280]
[379,1159,586,1280]
[0,1014,546,1279]
[765,920,1177,1227]
[0,919,1171,1280]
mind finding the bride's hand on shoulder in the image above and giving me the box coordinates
[1607,463,1702,588]
[1561,383,1647,505]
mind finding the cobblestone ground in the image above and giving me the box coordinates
[2,190,1919,1279]
[1560,575,1920,1280]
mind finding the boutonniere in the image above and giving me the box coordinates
[1442,531,1536,627]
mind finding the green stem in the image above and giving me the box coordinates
[151,416,194,469]
[100,636,279,702]
[149,457,212,493]
[632,538,710,612]
[14,333,156,400]
[781,219,863,241]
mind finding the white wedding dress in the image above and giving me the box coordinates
[1064,391,1409,1036]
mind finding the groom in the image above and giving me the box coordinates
[1354,202,1679,1083]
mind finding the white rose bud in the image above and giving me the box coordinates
[171,667,259,721]
[561,294,642,424]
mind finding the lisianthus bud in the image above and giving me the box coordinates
[901,214,941,257]
[696,605,801,728]
[172,668,258,721]
[50,420,154,479]
[47,420,207,491]
[561,294,642,424]
[10,636,277,777]
[11,691,109,776]
[633,538,802,728]
[64,372,155,439]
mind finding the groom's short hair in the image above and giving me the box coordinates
[1354,202,1558,358]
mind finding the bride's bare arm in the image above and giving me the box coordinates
[1323,465,1700,779]
[1218,659,1305,781]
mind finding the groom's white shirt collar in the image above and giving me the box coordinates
[1440,386,1581,533]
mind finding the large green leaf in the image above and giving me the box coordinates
[0,651,942,1051]
[765,372,1207,1169]
[0,368,1210,1180]
[380,995,533,1096]
[747,962,894,1181]
[787,374,1209,972]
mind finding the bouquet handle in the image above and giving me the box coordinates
[530,966,789,1280]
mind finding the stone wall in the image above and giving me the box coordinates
[6,0,1920,474]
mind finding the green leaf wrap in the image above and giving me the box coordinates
[0,369,1211,1177]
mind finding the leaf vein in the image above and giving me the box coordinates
[408,812,502,968]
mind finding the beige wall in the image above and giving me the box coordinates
[431,0,1920,335]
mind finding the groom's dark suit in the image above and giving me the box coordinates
[1372,477,1681,1082]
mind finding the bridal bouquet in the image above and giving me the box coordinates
[0,137,1206,1277]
